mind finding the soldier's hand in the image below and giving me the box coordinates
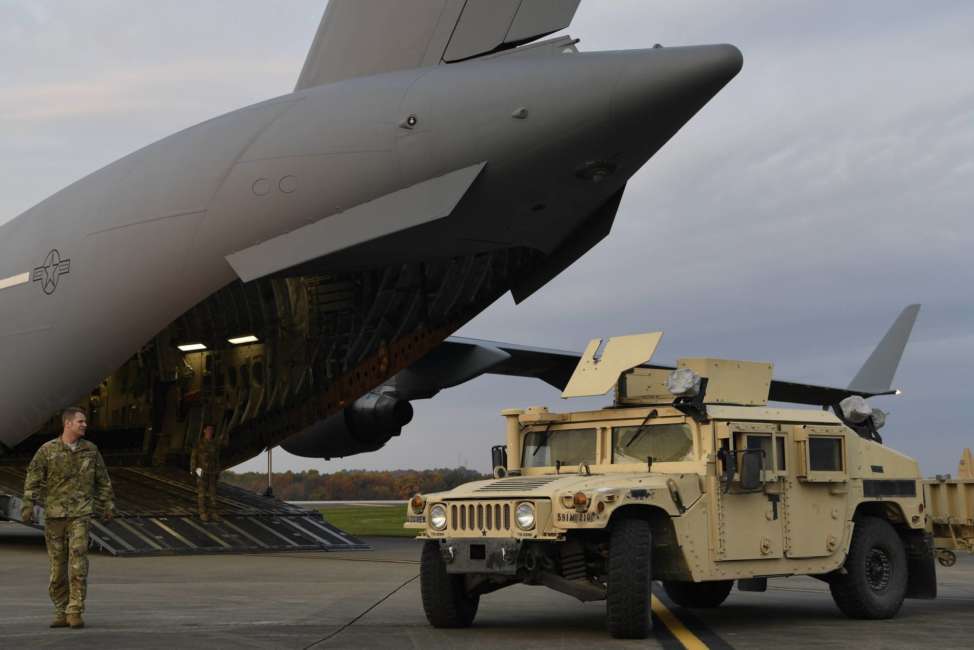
[21,507,33,525]
[102,510,114,523]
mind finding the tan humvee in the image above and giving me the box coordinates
[406,331,938,639]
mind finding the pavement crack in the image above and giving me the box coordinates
[302,573,419,649]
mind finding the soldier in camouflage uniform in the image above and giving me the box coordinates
[21,407,115,630]
[190,424,223,521]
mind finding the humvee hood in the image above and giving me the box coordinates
[440,472,675,499]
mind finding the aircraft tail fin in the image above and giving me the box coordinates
[847,304,921,393]
[296,0,582,90]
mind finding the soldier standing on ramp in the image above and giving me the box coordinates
[190,423,224,521]
[21,407,115,629]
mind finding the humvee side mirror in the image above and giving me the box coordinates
[718,447,736,489]
[491,445,508,473]
[740,451,764,491]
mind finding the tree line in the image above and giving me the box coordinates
[222,467,489,500]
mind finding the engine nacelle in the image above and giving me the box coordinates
[281,391,413,459]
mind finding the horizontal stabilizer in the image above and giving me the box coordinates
[296,0,581,90]
[226,162,486,283]
[847,304,921,393]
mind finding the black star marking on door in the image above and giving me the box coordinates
[32,249,71,295]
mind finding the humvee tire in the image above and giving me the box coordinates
[420,541,479,627]
[607,518,652,639]
[662,579,733,608]
[829,516,908,619]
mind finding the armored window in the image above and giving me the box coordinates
[745,434,772,471]
[612,423,693,464]
[522,428,597,468]
[776,436,786,471]
[809,436,843,471]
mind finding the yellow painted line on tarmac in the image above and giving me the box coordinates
[651,595,710,650]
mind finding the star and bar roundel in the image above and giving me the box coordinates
[32,249,71,295]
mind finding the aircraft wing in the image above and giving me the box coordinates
[404,301,919,406]
[296,0,582,90]
[390,336,581,400]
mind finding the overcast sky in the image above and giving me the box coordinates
[2,1,972,476]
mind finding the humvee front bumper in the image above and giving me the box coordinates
[436,538,522,575]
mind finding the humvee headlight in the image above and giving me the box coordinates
[410,494,426,513]
[515,502,536,530]
[430,504,447,531]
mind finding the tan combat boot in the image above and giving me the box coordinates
[66,613,84,629]
[50,613,68,628]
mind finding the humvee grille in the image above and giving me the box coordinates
[449,502,512,533]
[475,476,563,492]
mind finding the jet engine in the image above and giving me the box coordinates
[281,391,413,459]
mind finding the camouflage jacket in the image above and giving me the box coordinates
[22,438,115,518]
[190,437,222,474]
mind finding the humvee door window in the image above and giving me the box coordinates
[809,436,843,471]
[776,436,786,471]
[612,424,693,464]
[745,435,772,470]
[522,428,597,468]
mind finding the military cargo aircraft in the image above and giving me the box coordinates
[0,1,743,550]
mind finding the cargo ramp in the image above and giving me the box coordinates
[0,465,366,556]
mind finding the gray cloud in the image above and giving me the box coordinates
[2,1,971,476]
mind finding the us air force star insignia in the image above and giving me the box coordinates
[32,249,71,295]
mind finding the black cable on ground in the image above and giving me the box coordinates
[302,573,420,649]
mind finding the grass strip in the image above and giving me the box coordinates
[319,505,415,538]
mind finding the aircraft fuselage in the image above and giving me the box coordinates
[0,44,741,461]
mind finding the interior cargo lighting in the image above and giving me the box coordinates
[177,343,207,352]
[228,335,259,345]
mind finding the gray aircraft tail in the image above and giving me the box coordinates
[847,304,921,393]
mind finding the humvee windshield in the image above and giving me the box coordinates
[612,424,693,464]
[522,428,597,468]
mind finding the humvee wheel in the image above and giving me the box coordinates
[606,518,652,639]
[420,541,479,628]
[662,580,733,608]
[829,516,907,619]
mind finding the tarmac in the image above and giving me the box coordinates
[2,521,972,649]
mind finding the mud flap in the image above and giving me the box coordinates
[903,531,937,599]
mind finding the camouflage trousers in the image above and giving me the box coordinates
[44,517,90,615]
[197,472,219,517]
